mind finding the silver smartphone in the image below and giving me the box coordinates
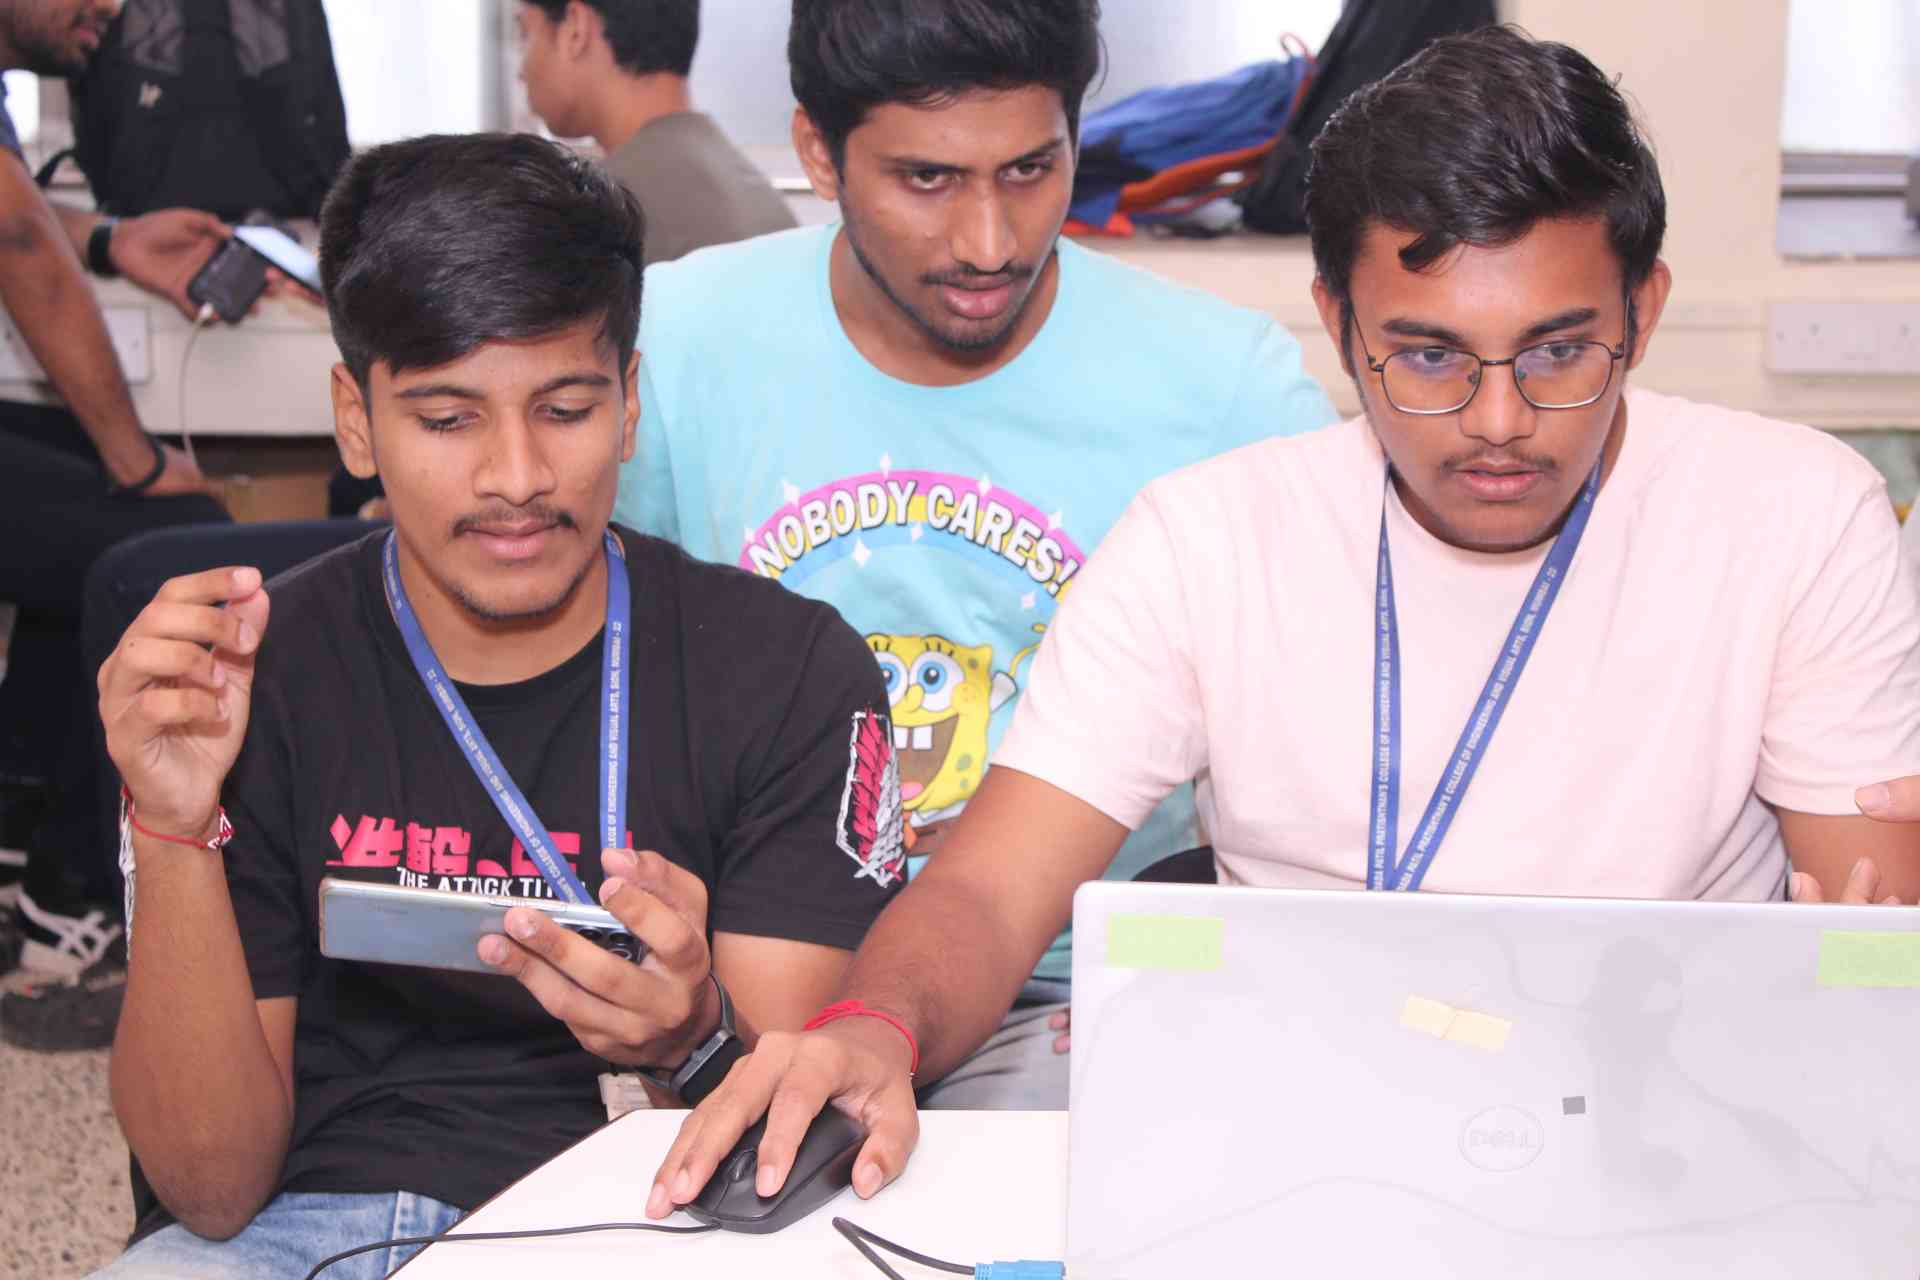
[317,876,646,975]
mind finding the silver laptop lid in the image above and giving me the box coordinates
[1067,882,1920,1278]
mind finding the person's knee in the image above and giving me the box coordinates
[85,1231,254,1280]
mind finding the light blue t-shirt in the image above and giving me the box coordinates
[618,223,1335,980]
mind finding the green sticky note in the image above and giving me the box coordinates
[1817,931,1920,989]
[1107,914,1224,972]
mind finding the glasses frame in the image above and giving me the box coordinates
[1351,311,1630,416]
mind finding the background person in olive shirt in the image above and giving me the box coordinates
[516,0,796,266]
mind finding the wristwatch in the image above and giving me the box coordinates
[644,972,746,1106]
[86,217,120,278]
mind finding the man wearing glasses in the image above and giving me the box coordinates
[644,25,1920,1209]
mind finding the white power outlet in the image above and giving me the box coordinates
[1768,302,1920,375]
[0,306,151,383]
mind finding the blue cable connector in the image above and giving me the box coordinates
[974,1263,1066,1280]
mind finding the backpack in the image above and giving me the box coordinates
[58,0,350,219]
[1237,0,1497,235]
[1069,56,1313,231]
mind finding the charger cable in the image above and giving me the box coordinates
[176,301,216,470]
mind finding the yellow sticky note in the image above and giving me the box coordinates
[1447,1010,1514,1054]
[1105,914,1224,971]
[1399,996,1512,1053]
[1818,931,1920,989]
[1399,995,1456,1038]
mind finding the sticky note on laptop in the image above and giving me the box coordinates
[1817,931,1920,989]
[1399,995,1513,1053]
[1106,914,1224,971]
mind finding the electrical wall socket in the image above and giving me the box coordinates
[0,306,151,383]
[1767,302,1920,375]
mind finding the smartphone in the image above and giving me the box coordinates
[318,876,646,975]
[186,237,270,324]
[232,224,323,294]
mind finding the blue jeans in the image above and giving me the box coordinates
[88,1190,464,1279]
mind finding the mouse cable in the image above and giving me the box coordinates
[834,1217,1063,1280]
[299,1218,717,1280]
[834,1218,971,1278]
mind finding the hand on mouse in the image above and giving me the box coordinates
[646,1013,919,1218]
[479,847,722,1068]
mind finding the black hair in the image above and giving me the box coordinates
[523,0,699,77]
[320,132,645,390]
[1306,25,1665,342]
[789,0,1103,169]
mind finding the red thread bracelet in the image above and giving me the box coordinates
[122,786,233,852]
[804,999,920,1076]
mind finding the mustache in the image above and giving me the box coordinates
[920,261,1037,290]
[1444,450,1559,474]
[452,504,577,537]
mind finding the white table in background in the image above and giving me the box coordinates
[0,279,340,437]
[396,1110,1068,1278]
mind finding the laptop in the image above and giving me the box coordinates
[1067,882,1920,1277]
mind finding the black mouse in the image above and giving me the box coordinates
[684,1107,867,1234]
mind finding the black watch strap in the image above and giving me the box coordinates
[676,1034,747,1107]
[638,973,743,1105]
[109,434,166,496]
[87,217,120,278]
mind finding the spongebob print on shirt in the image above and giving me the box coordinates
[867,631,1027,836]
[739,464,1084,863]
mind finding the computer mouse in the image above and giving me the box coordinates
[684,1106,867,1234]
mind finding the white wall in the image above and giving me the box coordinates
[694,0,1343,149]
[322,0,488,146]
[1,71,35,143]
[1781,0,1919,154]
[1103,0,1920,428]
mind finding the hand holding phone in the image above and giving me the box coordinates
[319,877,647,975]
[186,237,270,324]
[186,224,323,323]
[482,847,722,1070]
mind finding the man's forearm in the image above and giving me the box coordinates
[0,201,154,484]
[834,869,1053,1082]
[50,201,103,257]
[110,838,293,1239]
[833,767,1129,1081]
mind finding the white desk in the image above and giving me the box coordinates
[397,1110,1068,1277]
[0,279,340,437]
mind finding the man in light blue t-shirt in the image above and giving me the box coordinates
[617,0,1335,1106]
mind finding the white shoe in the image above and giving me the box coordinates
[0,844,23,909]
[16,892,122,980]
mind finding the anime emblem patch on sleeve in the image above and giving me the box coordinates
[837,707,907,887]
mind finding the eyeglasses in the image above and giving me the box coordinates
[1352,313,1628,416]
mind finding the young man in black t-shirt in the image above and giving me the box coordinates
[89,133,905,1277]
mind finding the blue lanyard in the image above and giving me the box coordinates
[1367,465,1600,892]
[381,531,630,904]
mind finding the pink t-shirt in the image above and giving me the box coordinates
[996,389,1920,900]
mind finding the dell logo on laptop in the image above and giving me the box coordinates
[1460,1106,1545,1172]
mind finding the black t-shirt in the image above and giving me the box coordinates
[129,525,904,1241]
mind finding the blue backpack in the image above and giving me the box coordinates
[1070,58,1312,228]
